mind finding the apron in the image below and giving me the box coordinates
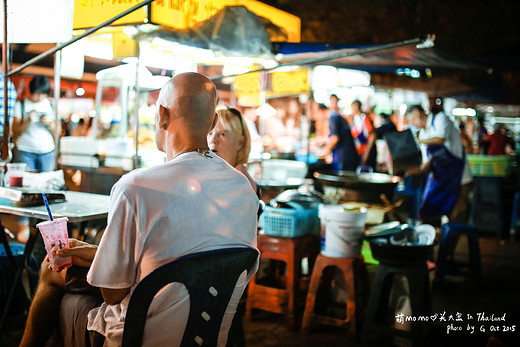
[419,114,465,218]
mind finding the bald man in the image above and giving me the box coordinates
[20,73,259,347]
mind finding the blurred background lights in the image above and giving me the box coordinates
[75,87,85,97]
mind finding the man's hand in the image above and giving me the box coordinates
[420,161,431,172]
[57,238,97,268]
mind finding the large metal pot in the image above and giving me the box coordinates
[314,171,400,204]
[270,186,324,209]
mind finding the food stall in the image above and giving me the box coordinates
[60,63,169,168]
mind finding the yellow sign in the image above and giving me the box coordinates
[74,0,300,43]
[113,32,138,59]
[233,68,309,105]
[233,72,261,106]
[269,69,309,96]
[151,0,300,42]
[73,0,148,29]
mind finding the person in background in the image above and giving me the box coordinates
[0,73,29,243]
[362,112,397,171]
[406,103,472,223]
[485,124,515,155]
[241,106,261,142]
[20,73,259,347]
[477,117,489,154]
[208,106,257,193]
[12,76,57,172]
[320,95,359,171]
[350,100,376,169]
[0,72,17,160]
[458,122,474,154]
[311,103,330,144]
[60,113,72,137]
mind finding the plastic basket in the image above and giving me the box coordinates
[467,155,513,177]
[260,202,319,238]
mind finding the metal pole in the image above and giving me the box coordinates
[210,37,424,82]
[53,49,61,170]
[133,46,141,169]
[6,0,154,77]
[2,0,9,161]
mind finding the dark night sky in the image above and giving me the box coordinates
[264,0,520,103]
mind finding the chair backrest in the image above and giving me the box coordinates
[121,247,259,347]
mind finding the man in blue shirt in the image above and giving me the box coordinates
[320,94,359,171]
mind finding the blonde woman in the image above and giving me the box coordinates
[208,106,258,194]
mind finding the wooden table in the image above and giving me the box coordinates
[0,191,110,329]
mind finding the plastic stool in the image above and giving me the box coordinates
[245,234,319,329]
[436,222,482,282]
[301,254,367,339]
[361,260,431,346]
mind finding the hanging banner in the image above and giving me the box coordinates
[233,68,310,106]
[73,0,300,43]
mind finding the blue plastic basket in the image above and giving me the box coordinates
[260,202,319,238]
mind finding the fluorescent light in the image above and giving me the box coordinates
[452,108,476,117]
[494,117,520,124]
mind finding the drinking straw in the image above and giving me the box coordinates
[41,192,53,221]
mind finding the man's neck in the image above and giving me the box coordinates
[168,143,210,161]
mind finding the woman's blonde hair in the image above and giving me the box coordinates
[216,106,251,165]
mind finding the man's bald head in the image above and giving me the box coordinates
[158,72,217,125]
[155,73,218,157]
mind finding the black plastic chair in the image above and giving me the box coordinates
[121,247,259,347]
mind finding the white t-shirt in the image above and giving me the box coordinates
[13,98,55,153]
[86,151,259,347]
[419,112,472,184]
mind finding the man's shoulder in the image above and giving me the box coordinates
[114,156,247,191]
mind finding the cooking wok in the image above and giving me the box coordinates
[314,171,400,204]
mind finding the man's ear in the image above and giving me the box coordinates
[209,112,219,132]
[158,105,170,130]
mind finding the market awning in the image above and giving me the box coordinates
[275,41,481,71]
[133,6,277,57]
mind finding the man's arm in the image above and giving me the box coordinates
[320,134,339,158]
[11,115,31,139]
[419,136,445,146]
[58,239,130,305]
[362,132,377,164]
[101,288,131,305]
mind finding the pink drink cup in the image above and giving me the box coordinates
[36,217,72,271]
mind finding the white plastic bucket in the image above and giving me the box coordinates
[319,205,367,258]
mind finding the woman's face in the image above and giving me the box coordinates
[208,119,243,166]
